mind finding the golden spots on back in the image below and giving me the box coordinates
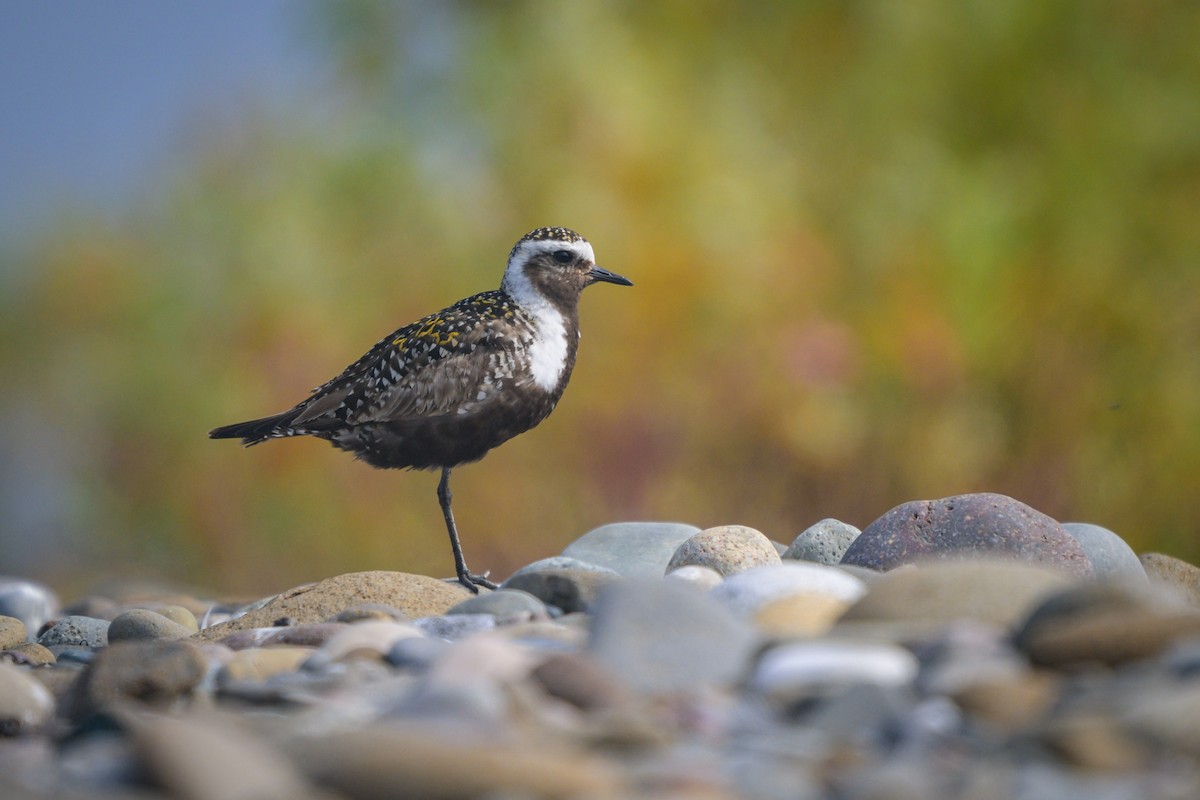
[392,335,408,347]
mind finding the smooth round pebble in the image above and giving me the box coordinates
[148,605,200,633]
[505,557,620,582]
[0,661,55,735]
[218,647,314,685]
[783,519,862,565]
[78,640,208,716]
[387,636,452,670]
[752,641,919,700]
[754,593,852,638]
[0,615,27,649]
[108,609,194,643]
[448,589,549,623]
[2,642,56,666]
[842,493,1093,577]
[503,568,621,614]
[663,565,724,590]
[414,613,497,641]
[840,559,1076,628]
[561,521,700,578]
[38,615,111,648]
[319,620,424,662]
[1061,522,1146,580]
[710,563,867,617]
[667,525,782,576]
[1140,553,1200,605]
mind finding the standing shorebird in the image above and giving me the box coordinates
[210,227,632,592]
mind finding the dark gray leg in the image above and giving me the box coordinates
[437,467,497,592]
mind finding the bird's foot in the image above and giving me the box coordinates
[450,571,498,594]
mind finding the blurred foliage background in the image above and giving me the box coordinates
[2,0,1198,595]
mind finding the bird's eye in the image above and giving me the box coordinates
[552,250,573,264]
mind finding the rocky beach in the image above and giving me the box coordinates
[4,492,1200,799]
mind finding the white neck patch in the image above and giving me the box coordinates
[502,240,591,392]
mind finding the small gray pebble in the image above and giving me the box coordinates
[386,636,452,670]
[38,616,111,649]
[1061,522,1147,580]
[413,614,496,641]
[783,519,861,565]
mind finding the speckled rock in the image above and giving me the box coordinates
[1140,553,1200,605]
[841,559,1075,628]
[561,521,700,578]
[1061,522,1146,580]
[783,519,862,565]
[1014,580,1200,667]
[75,640,208,716]
[37,615,111,648]
[666,525,782,576]
[0,661,55,735]
[192,572,471,642]
[108,609,195,643]
[589,578,759,694]
[842,493,1093,577]
[503,568,621,614]
[0,616,26,650]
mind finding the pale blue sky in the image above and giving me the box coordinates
[0,1,316,249]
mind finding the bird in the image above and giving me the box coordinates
[209,227,632,592]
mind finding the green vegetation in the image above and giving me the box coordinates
[3,1,1198,592]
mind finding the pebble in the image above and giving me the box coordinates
[505,556,620,580]
[588,578,759,694]
[37,615,111,648]
[840,558,1076,628]
[0,579,60,636]
[666,524,782,576]
[0,661,55,735]
[842,492,1094,577]
[107,608,194,643]
[710,562,867,617]
[0,615,27,649]
[193,571,471,642]
[560,521,701,577]
[75,640,208,716]
[1014,580,1200,667]
[1061,522,1147,580]
[7,526,1200,799]
[502,567,621,614]
[1140,552,1200,605]
[783,518,862,564]
[447,588,549,623]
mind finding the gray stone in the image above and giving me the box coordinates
[413,613,496,641]
[448,588,548,623]
[505,556,620,581]
[503,568,621,614]
[38,615,111,648]
[666,524,782,576]
[75,640,208,716]
[1062,522,1146,580]
[561,521,700,578]
[783,518,862,565]
[0,661,55,735]
[588,578,759,694]
[0,579,59,638]
[107,609,194,643]
[386,636,452,670]
[842,493,1093,577]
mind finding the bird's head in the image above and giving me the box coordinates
[502,227,632,311]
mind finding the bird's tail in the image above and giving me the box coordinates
[208,412,295,446]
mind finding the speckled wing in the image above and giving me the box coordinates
[290,292,527,430]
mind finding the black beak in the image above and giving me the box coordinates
[587,265,633,287]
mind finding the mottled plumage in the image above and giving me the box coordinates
[210,227,631,591]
